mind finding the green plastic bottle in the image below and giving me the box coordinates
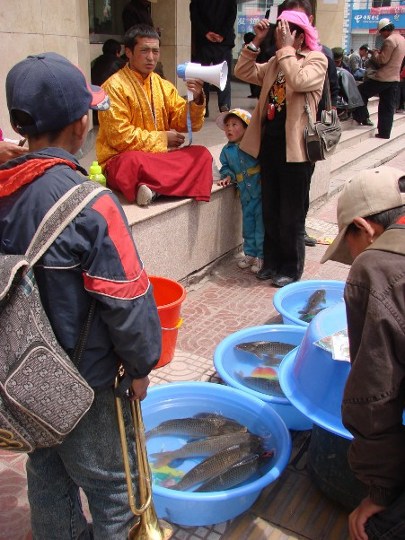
[89,161,106,187]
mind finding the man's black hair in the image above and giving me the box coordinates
[102,39,122,56]
[279,0,313,17]
[11,110,63,142]
[124,24,160,50]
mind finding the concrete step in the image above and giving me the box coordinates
[80,86,405,281]
[307,100,405,206]
[326,106,405,197]
[337,107,405,152]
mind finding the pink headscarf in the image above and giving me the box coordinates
[277,10,322,52]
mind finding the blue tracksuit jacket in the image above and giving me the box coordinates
[0,147,161,389]
[219,142,264,258]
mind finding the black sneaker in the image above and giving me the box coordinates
[304,232,317,247]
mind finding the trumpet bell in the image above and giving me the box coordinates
[128,512,173,540]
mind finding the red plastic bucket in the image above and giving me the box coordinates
[149,276,186,368]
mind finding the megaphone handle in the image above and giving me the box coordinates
[186,105,193,146]
[187,88,193,102]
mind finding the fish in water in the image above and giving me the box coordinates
[235,371,284,398]
[234,341,296,363]
[195,453,261,492]
[145,414,247,440]
[251,366,278,379]
[150,431,259,468]
[298,289,327,322]
[170,437,263,491]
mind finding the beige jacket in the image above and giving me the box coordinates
[234,46,327,162]
[373,33,405,83]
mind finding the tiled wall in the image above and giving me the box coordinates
[0,0,90,137]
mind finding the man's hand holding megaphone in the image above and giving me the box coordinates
[184,78,205,105]
[166,78,204,149]
[177,61,228,102]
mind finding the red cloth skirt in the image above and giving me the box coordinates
[104,145,213,203]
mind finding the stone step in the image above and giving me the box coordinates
[81,89,404,281]
[325,101,405,197]
[329,124,405,196]
[337,108,405,152]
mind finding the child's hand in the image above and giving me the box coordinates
[217,176,232,187]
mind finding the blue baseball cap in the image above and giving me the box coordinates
[6,52,110,136]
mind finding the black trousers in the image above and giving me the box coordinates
[352,79,399,138]
[259,131,312,280]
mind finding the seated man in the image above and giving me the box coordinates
[335,66,364,121]
[332,47,351,72]
[349,44,369,81]
[96,24,214,206]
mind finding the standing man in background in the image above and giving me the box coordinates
[190,0,237,117]
[352,18,405,138]
[122,0,154,32]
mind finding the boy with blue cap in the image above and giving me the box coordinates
[1,52,161,538]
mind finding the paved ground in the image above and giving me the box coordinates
[1,79,405,539]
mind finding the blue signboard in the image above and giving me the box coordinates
[238,15,263,34]
[351,9,405,30]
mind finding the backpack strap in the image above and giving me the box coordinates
[26,181,108,265]
[25,181,109,367]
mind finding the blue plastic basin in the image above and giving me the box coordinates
[273,279,345,327]
[278,302,352,439]
[142,382,292,526]
[214,325,312,430]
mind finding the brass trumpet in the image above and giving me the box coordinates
[115,373,173,540]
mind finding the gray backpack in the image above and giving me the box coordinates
[0,181,106,452]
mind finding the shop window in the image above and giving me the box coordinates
[89,0,128,42]
[372,0,391,6]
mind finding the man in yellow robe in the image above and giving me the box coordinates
[96,24,214,206]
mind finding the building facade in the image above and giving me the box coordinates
[345,1,405,53]
[0,0,348,139]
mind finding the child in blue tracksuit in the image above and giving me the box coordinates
[216,108,264,273]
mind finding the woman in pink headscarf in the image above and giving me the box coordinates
[234,11,327,288]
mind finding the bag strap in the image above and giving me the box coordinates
[26,181,108,265]
[25,180,109,366]
[323,73,332,112]
[304,94,316,132]
[304,73,332,130]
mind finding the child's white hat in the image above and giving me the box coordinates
[216,108,252,130]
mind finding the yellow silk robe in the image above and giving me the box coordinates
[96,65,206,167]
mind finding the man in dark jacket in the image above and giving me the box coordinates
[91,39,126,125]
[1,52,161,539]
[91,38,126,87]
[122,0,154,32]
[321,166,405,540]
[190,0,237,115]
